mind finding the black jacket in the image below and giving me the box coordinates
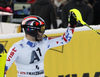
[93,0,100,25]
[30,0,57,29]
[61,0,93,28]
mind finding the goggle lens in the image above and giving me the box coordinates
[40,26,45,33]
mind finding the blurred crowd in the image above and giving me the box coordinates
[0,0,100,30]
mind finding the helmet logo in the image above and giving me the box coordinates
[36,22,39,26]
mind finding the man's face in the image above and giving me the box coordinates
[36,31,44,41]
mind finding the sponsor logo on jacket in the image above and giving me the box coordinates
[7,47,17,61]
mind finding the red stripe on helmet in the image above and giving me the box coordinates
[28,21,33,25]
[40,21,44,25]
[22,16,37,25]
[23,16,37,21]
[28,28,29,31]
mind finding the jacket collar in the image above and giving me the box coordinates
[24,37,37,47]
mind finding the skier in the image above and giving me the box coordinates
[5,12,78,77]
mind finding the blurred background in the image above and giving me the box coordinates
[0,0,99,34]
